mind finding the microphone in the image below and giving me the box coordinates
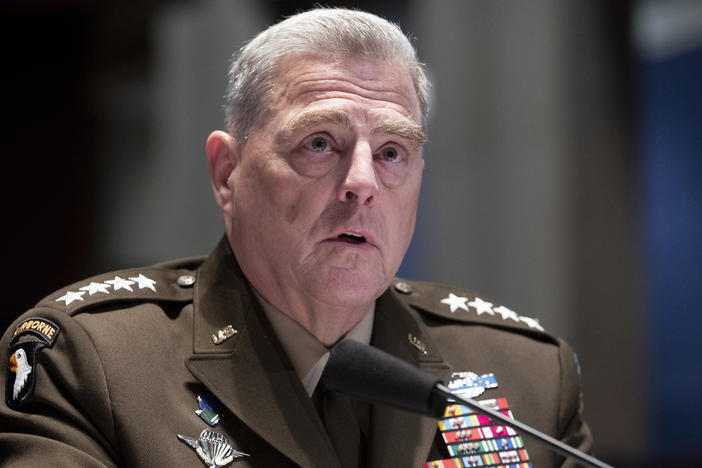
[320,339,613,468]
[319,337,446,418]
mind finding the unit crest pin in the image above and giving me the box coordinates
[196,391,223,426]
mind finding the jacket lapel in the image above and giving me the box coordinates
[184,238,340,468]
[368,288,453,468]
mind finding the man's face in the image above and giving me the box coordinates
[225,55,425,310]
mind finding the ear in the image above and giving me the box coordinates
[206,130,238,215]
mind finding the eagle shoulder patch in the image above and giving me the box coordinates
[6,317,61,408]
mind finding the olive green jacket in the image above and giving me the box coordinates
[1,238,591,467]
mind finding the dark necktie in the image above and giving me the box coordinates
[313,386,368,468]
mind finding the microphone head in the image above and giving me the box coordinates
[320,339,445,418]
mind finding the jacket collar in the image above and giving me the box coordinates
[185,237,340,468]
[367,287,453,468]
[186,237,453,467]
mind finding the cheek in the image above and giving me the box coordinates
[243,161,331,230]
[285,202,300,224]
[376,164,407,189]
[392,182,422,244]
[233,162,287,223]
[378,154,424,190]
[289,151,338,178]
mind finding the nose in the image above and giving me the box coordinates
[339,142,379,205]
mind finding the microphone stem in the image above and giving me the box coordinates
[434,384,613,468]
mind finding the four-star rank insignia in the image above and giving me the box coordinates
[439,292,545,332]
[54,273,157,306]
[6,317,61,408]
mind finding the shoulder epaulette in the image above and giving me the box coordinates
[36,263,202,317]
[389,278,551,338]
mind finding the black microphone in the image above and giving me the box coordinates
[320,339,613,468]
[319,337,446,418]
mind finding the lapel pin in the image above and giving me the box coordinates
[408,333,428,355]
[178,429,248,467]
[211,325,238,345]
[196,391,223,426]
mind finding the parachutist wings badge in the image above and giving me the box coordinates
[178,429,248,467]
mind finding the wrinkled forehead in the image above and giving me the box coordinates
[271,53,422,121]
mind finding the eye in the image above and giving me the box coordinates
[292,134,338,178]
[379,146,400,162]
[307,136,330,152]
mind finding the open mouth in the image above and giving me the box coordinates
[338,233,366,245]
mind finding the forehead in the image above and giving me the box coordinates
[270,54,422,125]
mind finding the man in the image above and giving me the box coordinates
[0,8,591,468]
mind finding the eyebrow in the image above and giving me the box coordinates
[276,109,352,146]
[374,118,426,148]
[276,108,426,148]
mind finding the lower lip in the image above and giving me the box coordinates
[325,238,376,250]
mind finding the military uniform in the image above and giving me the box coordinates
[1,238,592,467]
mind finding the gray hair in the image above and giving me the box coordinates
[224,8,430,142]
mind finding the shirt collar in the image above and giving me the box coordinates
[254,289,375,395]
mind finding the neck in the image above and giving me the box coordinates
[256,286,372,347]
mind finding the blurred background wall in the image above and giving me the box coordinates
[3,1,701,466]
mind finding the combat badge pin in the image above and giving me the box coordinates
[197,391,223,426]
[448,371,498,399]
[178,429,248,467]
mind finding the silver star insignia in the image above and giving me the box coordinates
[80,282,111,296]
[55,290,85,305]
[468,297,494,316]
[105,276,135,291]
[128,273,157,292]
[519,315,545,331]
[493,305,520,322]
[440,293,469,313]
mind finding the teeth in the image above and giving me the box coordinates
[339,233,365,244]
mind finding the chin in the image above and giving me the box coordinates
[310,269,388,307]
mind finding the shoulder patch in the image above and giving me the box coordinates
[6,341,45,408]
[11,317,60,347]
[7,317,61,408]
[390,279,547,335]
[37,267,197,316]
